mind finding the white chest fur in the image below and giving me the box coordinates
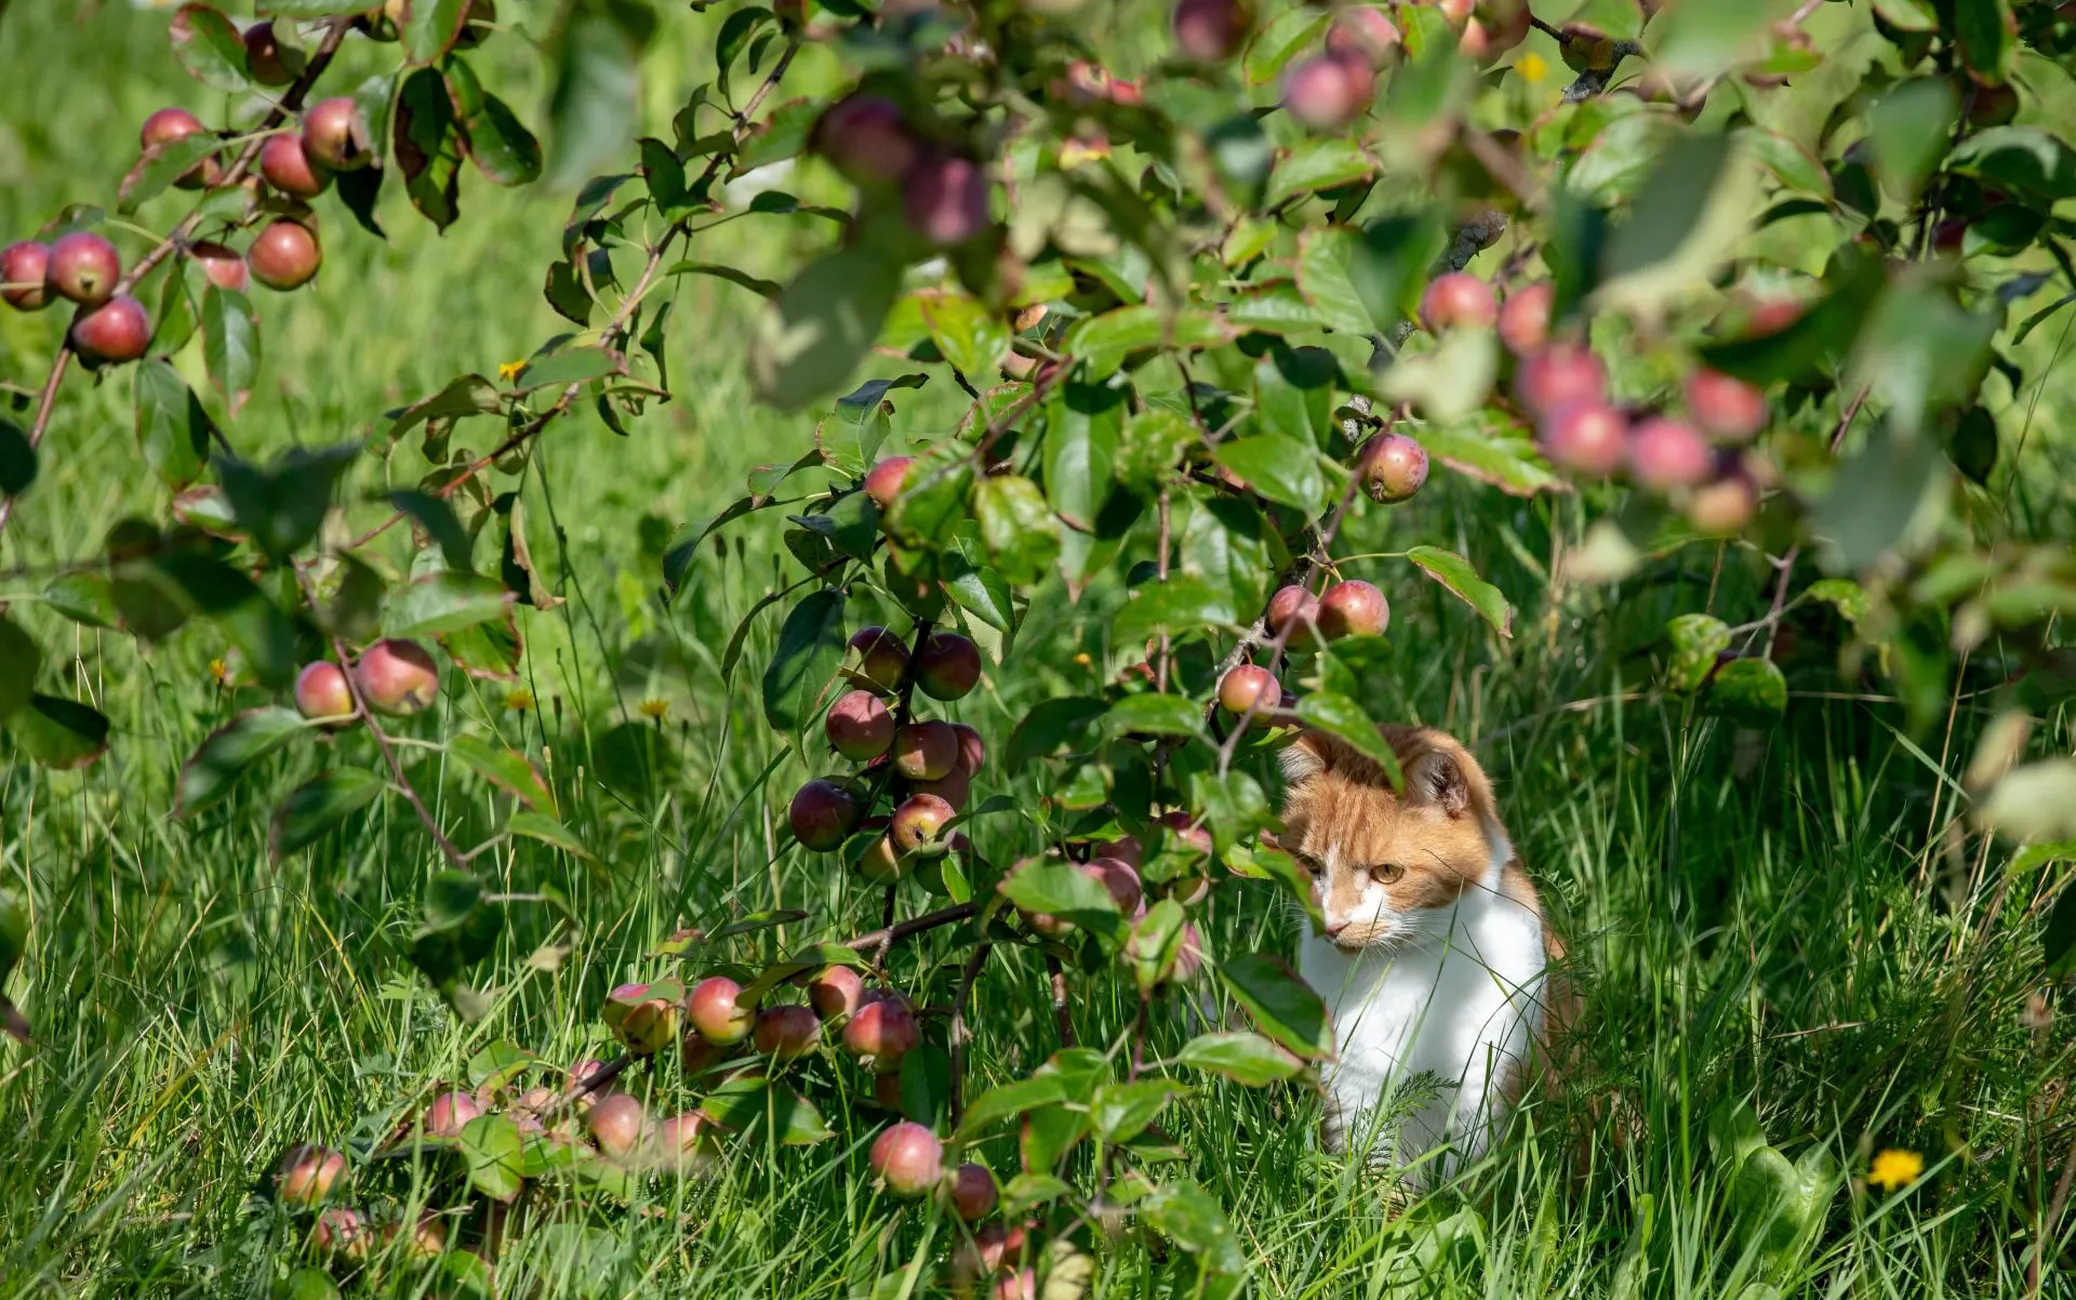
[1298,881,1546,1184]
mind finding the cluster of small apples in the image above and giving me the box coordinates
[291,638,441,726]
[1419,272,1774,535]
[674,967,925,1098]
[0,39,385,364]
[1170,0,1527,132]
[270,1142,456,1277]
[811,95,993,249]
[1214,578,1390,727]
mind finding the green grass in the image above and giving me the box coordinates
[4,3,2075,1297]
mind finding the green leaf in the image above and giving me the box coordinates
[44,573,117,629]
[998,857,1123,932]
[512,345,624,394]
[1700,658,1787,727]
[176,706,309,816]
[450,69,542,186]
[1735,127,1832,200]
[400,0,469,64]
[119,132,223,213]
[1227,281,1322,335]
[389,490,474,570]
[1243,5,1331,85]
[1189,768,1271,856]
[1253,346,1337,449]
[1980,760,2076,844]
[0,419,35,498]
[920,293,1008,381]
[749,248,903,410]
[1297,217,1441,338]
[1264,138,1375,210]
[0,617,41,723]
[449,734,553,811]
[1007,696,1105,768]
[1698,246,1886,385]
[1953,0,2016,85]
[441,611,521,680]
[761,588,847,739]
[1128,900,1188,993]
[1218,952,1333,1059]
[152,550,297,687]
[698,1077,832,1145]
[1872,0,1937,30]
[972,475,1058,587]
[1176,1031,1304,1086]
[1212,436,1325,514]
[1091,1080,1188,1143]
[1868,80,1958,204]
[507,810,594,859]
[216,443,358,562]
[170,4,250,91]
[1295,692,1404,789]
[456,1113,526,1202]
[201,286,260,418]
[1406,547,1511,638]
[1647,0,1774,77]
[1664,614,1730,695]
[386,374,502,443]
[2043,880,2076,977]
[1104,693,1203,739]
[1142,1180,1245,1273]
[383,570,514,637]
[958,1074,1068,1140]
[941,529,1017,631]
[1601,132,1731,283]
[134,361,215,491]
[1044,382,1124,531]
[271,770,387,859]
[666,260,779,299]
[8,694,111,770]
[1946,126,2076,207]
[545,1,650,189]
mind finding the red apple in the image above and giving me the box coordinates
[260,132,330,198]
[912,766,971,813]
[302,97,370,172]
[807,964,866,1020]
[849,626,910,692]
[69,296,151,363]
[1687,473,1758,534]
[1086,856,1144,915]
[890,792,957,855]
[686,976,754,1045]
[1497,283,1553,356]
[903,154,991,247]
[423,1090,481,1138]
[1513,342,1606,419]
[313,1207,370,1258]
[354,638,438,715]
[1538,401,1628,475]
[864,456,914,511]
[826,689,895,760]
[140,107,220,189]
[1420,272,1498,332]
[858,833,907,883]
[1627,418,1713,490]
[893,721,959,781]
[814,95,917,187]
[844,995,919,1072]
[243,20,304,86]
[946,1162,998,1220]
[653,1111,718,1171]
[247,218,321,291]
[1326,7,1400,64]
[1,241,50,311]
[46,232,121,306]
[1217,665,1279,720]
[1318,580,1389,640]
[870,1121,944,1197]
[190,240,248,293]
[586,1091,647,1158]
[753,1005,821,1060]
[1266,584,1321,648]
[1095,834,1143,867]
[915,632,982,701]
[275,1144,347,1207]
[1172,0,1250,61]
[1283,53,1375,130]
[1357,433,1428,504]
[1684,368,1768,442]
[789,777,862,851]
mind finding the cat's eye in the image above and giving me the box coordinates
[1370,863,1405,883]
[1294,854,1323,876]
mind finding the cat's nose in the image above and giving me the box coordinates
[1323,918,1351,939]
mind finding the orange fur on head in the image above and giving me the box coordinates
[1278,726,1520,950]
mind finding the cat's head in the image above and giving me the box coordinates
[1278,725,1508,951]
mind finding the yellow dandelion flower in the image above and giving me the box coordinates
[1516,51,1549,84]
[639,697,670,720]
[209,657,230,686]
[1868,1148,1924,1192]
[1073,652,1093,667]
[498,359,527,383]
[504,689,536,711]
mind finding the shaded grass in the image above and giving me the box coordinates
[3,3,2075,1298]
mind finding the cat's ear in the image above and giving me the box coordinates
[1279,732,1331,785]
[1406,748,1472,816]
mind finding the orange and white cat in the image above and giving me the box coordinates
[1281,725,1558,1186]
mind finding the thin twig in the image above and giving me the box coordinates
[948,941,993,1128]
[330,635,467,869]
[840,901,977,951]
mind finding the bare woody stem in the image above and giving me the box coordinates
[0,19,355,547]
[841,901,977,952]
[329,635,468,870]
